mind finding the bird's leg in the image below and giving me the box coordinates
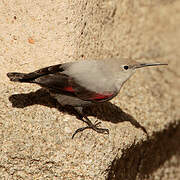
[72,107,109,138]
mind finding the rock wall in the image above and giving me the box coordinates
[0,0,180,179]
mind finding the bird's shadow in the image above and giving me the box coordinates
[8,88,147,135]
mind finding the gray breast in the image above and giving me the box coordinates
[64,60,118,93]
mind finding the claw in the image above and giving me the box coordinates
[94,120,100,124]
[104,128,109,134]
[71,107,109,138]
[72,126,90,139]
[94,121,101,127]
[72,125,109,139]
[72,120,109,139]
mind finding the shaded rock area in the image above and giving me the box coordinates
[0,0,180,179]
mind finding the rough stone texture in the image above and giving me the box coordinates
[0,0,180,179]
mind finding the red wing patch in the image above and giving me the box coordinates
[88,93,114,101]
[63,86,75,92]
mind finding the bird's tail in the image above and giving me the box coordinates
[7,72,34,83]
[7,64,63,83]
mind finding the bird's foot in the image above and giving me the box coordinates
[72,120,109,139]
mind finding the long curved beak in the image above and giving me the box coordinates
[135,63,168,69]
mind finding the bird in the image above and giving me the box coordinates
[7,58,167,138]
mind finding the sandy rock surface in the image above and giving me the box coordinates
[0,0,180,179]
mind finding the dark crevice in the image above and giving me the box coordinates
[106,122,180,180]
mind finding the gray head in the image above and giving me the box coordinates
[116,59,168,86]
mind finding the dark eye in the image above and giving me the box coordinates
[123,65,129,70]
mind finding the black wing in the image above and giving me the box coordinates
[7,63,116,102]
